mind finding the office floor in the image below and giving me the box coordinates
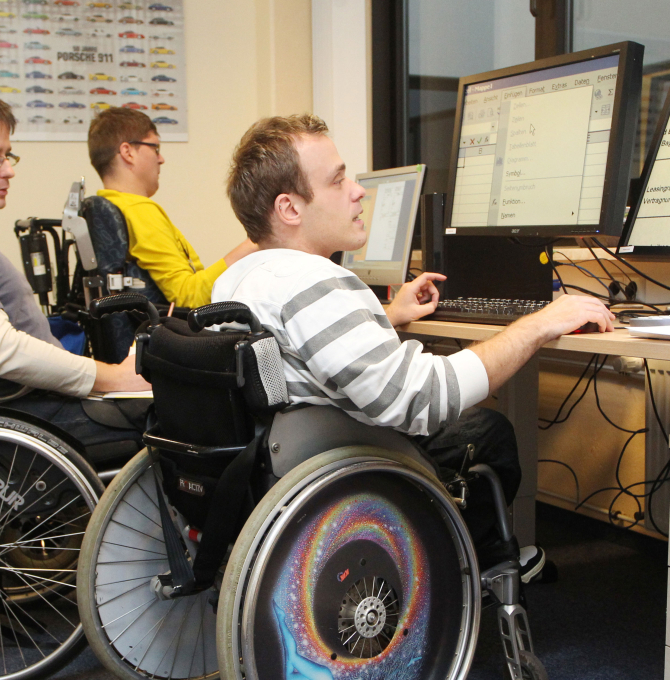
[52,501,666,680]
[469,502,667,680]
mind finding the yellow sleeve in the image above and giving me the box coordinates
[124,202,227,308]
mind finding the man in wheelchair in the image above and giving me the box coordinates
[87,107,258,308]
[215,113,615,577]
[0,100,149,458]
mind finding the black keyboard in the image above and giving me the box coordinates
[426,297,550,325]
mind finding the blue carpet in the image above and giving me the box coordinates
[468,501,667,679]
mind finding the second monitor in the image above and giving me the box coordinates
[341,165,426,287]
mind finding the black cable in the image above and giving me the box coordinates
[545,245,567,294]
[584,242,632,283]
[538,459,580,503]
[553,259,612,293]
[592,238,670,293]
[539,354,597,429]
[592,355,641,434]
[611,301,665,314]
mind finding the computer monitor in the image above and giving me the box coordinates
[619,88,670,257]
[445,41,644,238]
[341,164,426,286]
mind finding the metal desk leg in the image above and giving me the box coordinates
[497,354,539,547]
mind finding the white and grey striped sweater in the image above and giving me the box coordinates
[211,249,489,436]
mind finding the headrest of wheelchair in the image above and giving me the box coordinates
[62,178,99,271]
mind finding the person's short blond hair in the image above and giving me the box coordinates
[227,114,329,243]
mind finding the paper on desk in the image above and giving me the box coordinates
[87,390,153,400]
[628,328,670,340]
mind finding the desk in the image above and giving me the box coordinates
[397,321,670,678]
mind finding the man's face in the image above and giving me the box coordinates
[293,134,366,257]
[134,131,164,197]
[0,124,15,210]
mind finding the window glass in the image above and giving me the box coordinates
[408,0,534,193]
[574,0,670,176]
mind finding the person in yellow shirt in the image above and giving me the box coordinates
[88,108,256,308]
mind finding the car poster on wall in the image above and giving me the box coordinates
[0,0,187,141]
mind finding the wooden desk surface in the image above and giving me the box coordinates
[399,321,670,362]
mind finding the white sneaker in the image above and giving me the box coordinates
[519,545,546,584]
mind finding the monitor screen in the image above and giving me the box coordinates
[341,164,426,287]
[620,89,670,256]
[445,42,643,237]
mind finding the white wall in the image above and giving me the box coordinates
[0,0,313,271]
[312,0,370,179]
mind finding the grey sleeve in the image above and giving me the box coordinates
[0,252,62,349]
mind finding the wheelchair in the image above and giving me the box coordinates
[77,294,549,680]
[15,178,185,365]
[0,411,105,679]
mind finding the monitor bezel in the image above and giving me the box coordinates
[343,164,426,287]
[618,87,670,257]
[444,41,644,238]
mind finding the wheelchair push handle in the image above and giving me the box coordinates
[90,293,160,326]
[188,301,264,333]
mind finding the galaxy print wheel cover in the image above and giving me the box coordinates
[246,469,472,680]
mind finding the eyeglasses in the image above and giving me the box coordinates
[129,141,161,156]
[0,152,19,167]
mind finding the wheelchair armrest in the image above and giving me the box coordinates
[188,301,264,333]
[90,292,160,326]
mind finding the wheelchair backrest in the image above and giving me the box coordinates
[141,316,254,448]
[81,196,168,305]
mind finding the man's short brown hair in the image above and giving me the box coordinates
[227,114,329,243]
[0,100,16,135]
[88,107,157,179]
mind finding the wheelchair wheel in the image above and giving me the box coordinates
[0,415,104,680]
[77,449,219,680]
[218,446,481,680]
[505,651,549,680]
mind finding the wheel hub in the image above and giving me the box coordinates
[338,576,399,657]
[355,596,386,638]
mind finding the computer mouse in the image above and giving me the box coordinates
[570,322,601,334]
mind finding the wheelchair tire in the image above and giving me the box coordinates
[0,415,104,680]
[218,445,481,680]
[505,651,549,680]
[77,449,219,680]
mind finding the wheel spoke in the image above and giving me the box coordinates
[0,597,29,668]
[100,539,166,557]
[120,497,162,531]
[102,596,158,632]
[109,517,166,544]
[0,561,78,627]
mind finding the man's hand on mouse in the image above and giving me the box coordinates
[520,293,615,341]
[386,272,446,327]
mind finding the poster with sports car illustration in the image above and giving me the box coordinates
[0,0,187,141]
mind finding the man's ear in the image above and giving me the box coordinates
[274,193,302,227]
[117,141,136,166]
